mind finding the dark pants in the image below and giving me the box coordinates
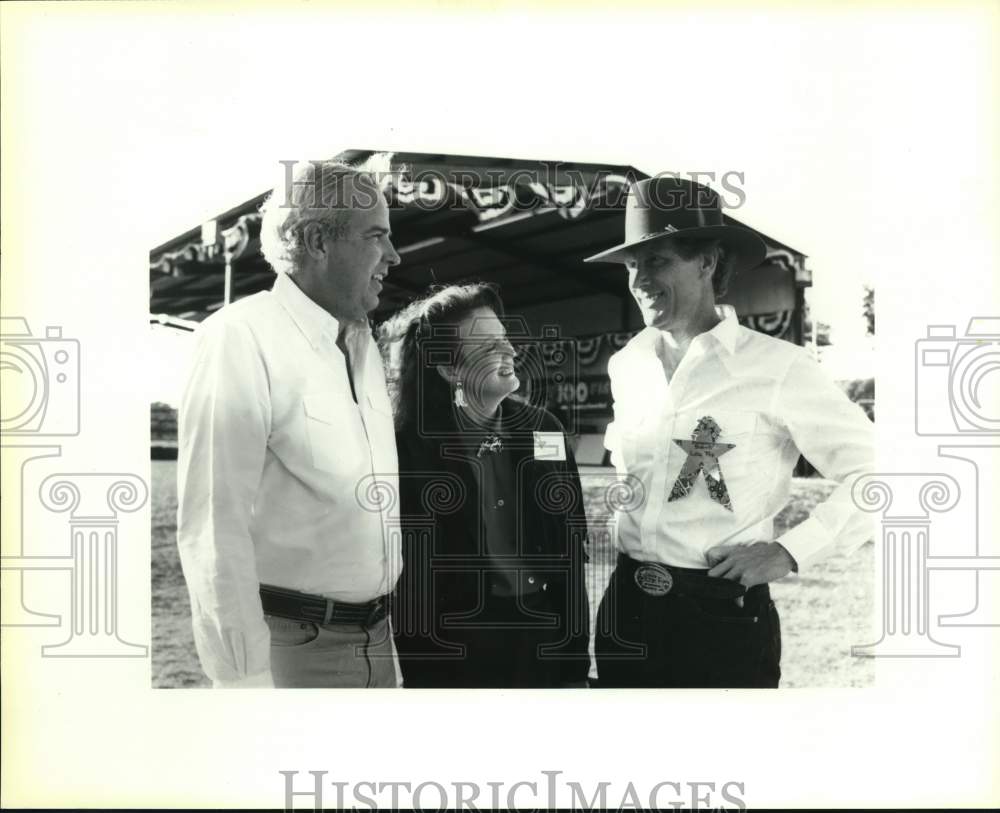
[395,589,567,688]
[595,558,781,688]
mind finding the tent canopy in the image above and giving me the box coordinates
[149,150,809,326]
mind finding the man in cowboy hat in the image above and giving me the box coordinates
[586,176,874,688]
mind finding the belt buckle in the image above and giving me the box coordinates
[634,563,674,597]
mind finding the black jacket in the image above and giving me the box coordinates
[391,400,591,685]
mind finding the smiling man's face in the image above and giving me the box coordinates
[626,242,714,332]
[318,192,401,322]
[293,181,401,324]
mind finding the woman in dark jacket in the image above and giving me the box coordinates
[377,283,590,688]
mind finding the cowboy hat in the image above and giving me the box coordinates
[583,176,767,275]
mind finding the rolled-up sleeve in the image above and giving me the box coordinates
[774,354,875,570]
[176,318,274,687]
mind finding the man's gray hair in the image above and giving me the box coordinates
[259,153,394,275]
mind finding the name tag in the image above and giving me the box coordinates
[533,431,566,461]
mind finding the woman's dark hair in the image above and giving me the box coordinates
[377,282,505,433]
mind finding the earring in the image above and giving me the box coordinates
[454,380,468,407]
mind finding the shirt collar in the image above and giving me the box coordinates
[709,305,740,354]
[273,272,365,350]
[656,304,740,356]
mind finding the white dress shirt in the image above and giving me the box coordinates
[177,272,400,687]
[604,306,874,571]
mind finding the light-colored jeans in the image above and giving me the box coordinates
[265,614,399,688]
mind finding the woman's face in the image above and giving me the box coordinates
[454,306,519,412]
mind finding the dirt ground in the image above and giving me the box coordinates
[152,461,873,688]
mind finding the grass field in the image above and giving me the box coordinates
[152,460,874,688]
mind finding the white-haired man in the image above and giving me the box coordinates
[586,176,874,688]
[178,159,402,687]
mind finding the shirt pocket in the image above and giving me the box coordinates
[668,408,760,516]
[365,390,394,420]
[613,400,663,473]
[303,391,367,473]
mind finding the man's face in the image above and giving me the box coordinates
[626,243,711,331]
[310,192,401,322]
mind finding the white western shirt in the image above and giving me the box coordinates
[604,306,874,571]
[177,272,400,687]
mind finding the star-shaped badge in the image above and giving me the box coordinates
[668,415,735,511]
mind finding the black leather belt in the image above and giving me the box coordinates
[616,553,746,601]
[260,584,387,627]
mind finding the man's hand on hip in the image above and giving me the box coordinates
[705,541,797,588]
